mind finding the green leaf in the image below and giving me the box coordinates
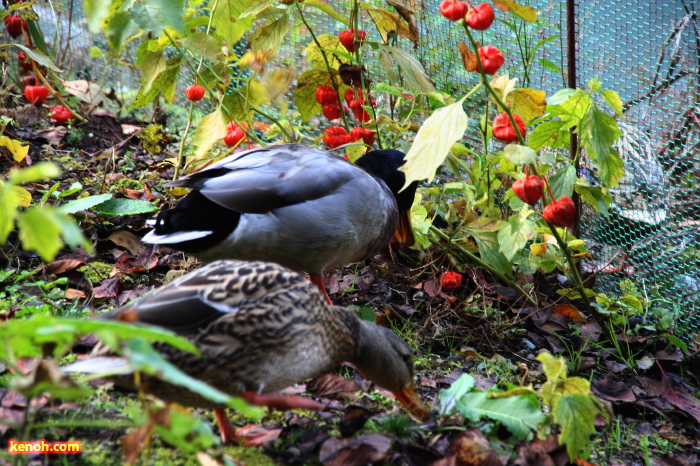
[553,392,598,461]
[538,57,561,73]
[292,70,332,122]
[548,165,577,199]
[13,45,62,72]
[154,407,218,453]
[181,32,223,61]
[581,107,621,163]
[455,390,543,439]
[376,45,436,93]
[601,89,623,116]
[574,183,610,214]
[305,1,348,25]
[211,0,255,46]
[467,230,512,278]
[498,213,535,262]
[305,34,345,70]
[400,97,468,188]
[240,0,276,17]
[0,182,19,244]
[105,10,138,56]
[193,108,229,159]
[251,12,289,54]
[536,352,567,381]
[58,194,113,214]
[130,0,184,35]
[528,119,565,151]
[9,162,61,185]
[18,207,63,261]
[504,144,536,165]
[55,213,92,253]
[91,199,158,216]
[84,0,112,33]
[124,338,262,418]
[596,148,624,188]
[222,79,269,121]
[132,60,181,108]
[438,374,475,416]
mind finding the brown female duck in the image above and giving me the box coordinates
[141,144,418,303]
[64,260,428,441]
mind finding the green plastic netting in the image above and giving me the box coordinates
[21,1,700,342]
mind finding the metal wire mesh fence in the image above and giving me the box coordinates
[12,1,700,342]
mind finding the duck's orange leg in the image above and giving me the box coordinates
[239,391,325,411]
[309,274,333,304]
[214,409,239,443]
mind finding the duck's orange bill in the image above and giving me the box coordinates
[392,383,430,421]
[393,210,415,247]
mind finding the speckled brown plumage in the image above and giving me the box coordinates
[65,261,426,419]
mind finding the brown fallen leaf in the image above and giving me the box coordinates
[338,406,373,438]
[307,373,362,401]
[41,258,86,275]
[641,375,700,423]
[591,377,636,403]
[450,428,502,466]
[319,434,391,466]
[235,424,282,447]
[107,230,146,256]
[458,42,478,73]
[62,288,87,299]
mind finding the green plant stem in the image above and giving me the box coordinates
[173,99,196,181]
[461,21,606,326]
[429,225,537,306]
[294,0,351,131]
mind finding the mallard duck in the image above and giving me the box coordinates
[64,260,428,442]
[142,144,418,303]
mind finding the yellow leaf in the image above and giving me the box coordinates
[345,145,365,163]
[492,0,539,22]
[490,74,518,106]
[12,186,32,207]
[507,88,547,124]
[530,242,548,257]
[192,108,228,159]
[366,8,417,42]
[0,136,29,162]
[400,97,468,189]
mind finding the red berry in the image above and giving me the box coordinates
[322,103,342,120]
[322,126,350,149]
[478,45,505,75]
[345,88,363,103]
[24,85,49,105]
[49,105,74,125]
[492,112,526,143]
[440,271,463,291]
[349,127,376,146]
[17,51,32,71]
[439,0,468,22]
[185,84,205,101]
[315,85,338,105]
[466,3,495,30]
[4,14,28,38]
[338,29,366,54]
[512,172,544,206]
[349,99,370,122]
[543,196,576,228]
[223,122,247,147]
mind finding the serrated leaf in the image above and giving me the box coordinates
[455,391,544,439]
[211,0,255,50]
[438,373,475,416]
[240,0,276,17]
[553,392,598,461]
[508,88,547,124]
[130,0,184,35]
[192,108,229,159]
[581,107,621,162]
[528,119,565,151]
[305,34,344,69]
[400,98,467,188]
[251,12,289,54]
[548,165,577,199]
[601,89,623,116]
[536,352,567,380]
[132,60,181,108]
[597,149,624,188]
[377,45,436,93]
[574,183,610,214]
[366,8,417,42]
[492,0,538,21]
[92,199,158,216]
[18,207,63,261]
[504,144,536,165]
[14,44,62,72]
[59,194,113,214]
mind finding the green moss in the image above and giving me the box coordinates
[141,124,167,155]
[77,262,113,282]
[111,178,144,191]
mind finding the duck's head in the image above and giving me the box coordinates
[351,319,429,420]
[355,149,419,246]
